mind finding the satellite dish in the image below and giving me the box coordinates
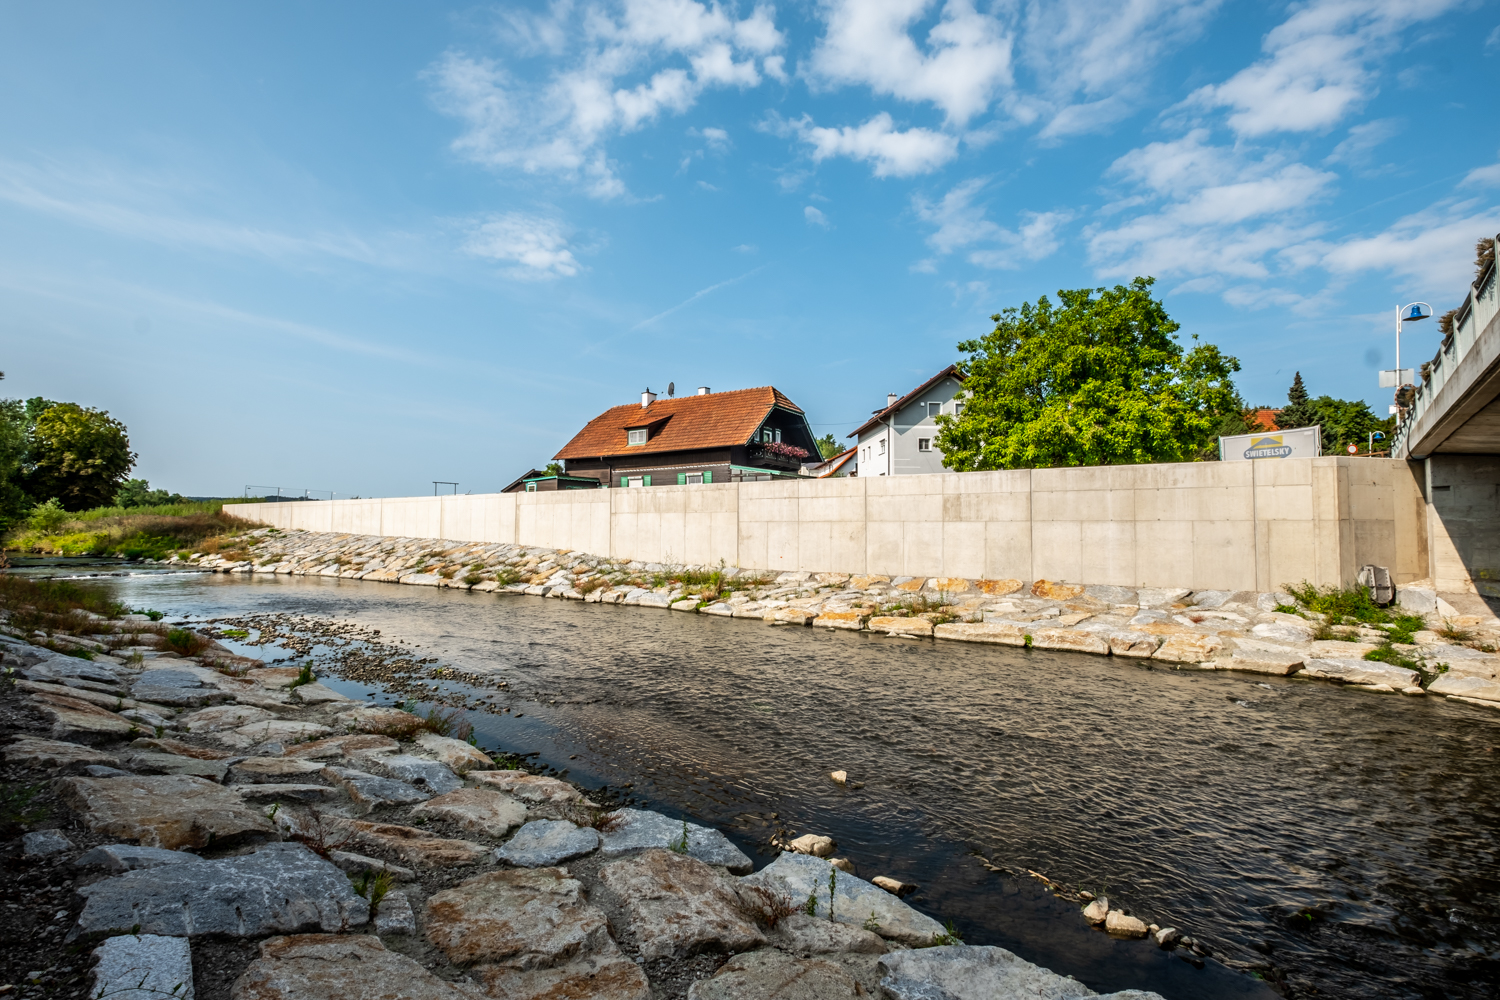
[668,382,675,397]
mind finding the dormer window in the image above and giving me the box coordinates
[627,428,648,446]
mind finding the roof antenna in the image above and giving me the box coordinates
[668,382,675,397]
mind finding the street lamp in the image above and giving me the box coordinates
[1380,302,1431,414]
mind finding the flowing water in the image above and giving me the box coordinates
[25,562,1500,999]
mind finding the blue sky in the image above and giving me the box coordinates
[3,0,1498,497]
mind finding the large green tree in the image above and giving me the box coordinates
[0,376,29,528]
[934,278,1242,469]
[23,403,136,511]
[1275,372,1317,430]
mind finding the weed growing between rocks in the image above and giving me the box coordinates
[1,780,48,837]
[163,628,209,657]
[0,574,126,633]
[349,868,393,913]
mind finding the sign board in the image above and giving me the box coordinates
[1379,368,1414,388]
[1219,425,1322,461]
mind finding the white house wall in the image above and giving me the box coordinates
[231,458,1428,590]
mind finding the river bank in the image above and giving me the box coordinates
[1,596,1191,1000]
[180,527,1500,711]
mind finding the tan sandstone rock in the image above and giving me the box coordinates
[1152,634,1225,664]
[285,734,399,760]
[230,934,476,1000]
[476,953,651,1000]
[337,820,489,868]
[410,788,527,837]
[686,949,861,999]
[932,622,1026,646]
[58,774,275,850]
[867,617,934,637]
[598,849,767,960]
[3,737,120,769]
[28,691,136,738]
[1030,580,1085,600]
[975,579,1024,596]
[812,612,869,630]
[1030,629,1110,656]
[469,771,586,807]
[415,733,494,774]
[177,705,278,733]
[426,868,613,968]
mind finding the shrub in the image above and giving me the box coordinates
[739,885,799,928]
[163,628,209,657]
[0,574,126,633]
[27,498,70,534]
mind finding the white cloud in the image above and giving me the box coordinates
[1319,200,1500,289]
[1485,24,1500,52]
[1181,0,1462,137]
[793,112,958,177]
[1463,157,1500,188]
[1087,131,1337,287]
[914,177,1069,269]
[696,126,731,151]
[462,212,582,279]
[1324,117,1402,167]
[428,1,785,198]
[808,0,1014,125]
[804,205,830,227]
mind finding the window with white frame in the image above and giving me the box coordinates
[926,402,941,418]
[626,476,644,488]
[918,438,931,452]
[525,482,537,492]
[954,401,965,414]
[627,428,648,445]
[878,438,886,455]
[685,472,703,484]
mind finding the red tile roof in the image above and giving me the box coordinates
[850,364,965,438]
[554,387,804,460]
[1251,407,1281,430]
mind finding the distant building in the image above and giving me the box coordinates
[804,446,858,478]
[501,469,605,493]
[554,386,819,487]
[1250,407,1281,430]
[849,365,965,476]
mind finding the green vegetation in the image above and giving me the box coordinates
[0,573,127,634]
[930,920,964,946]
[1274,371,1394,452]
[670,818,690,854]
[1284,582,1424,633]
[815,433,841,460]
[288,662,315,689]
[114,478,187,508]
[5,502,264,558]
[23,401,137,510]
[935,278,1242,470]
[0,781,49,837]
[350,868,394,913]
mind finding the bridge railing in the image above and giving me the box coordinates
[1394,233,1498,458]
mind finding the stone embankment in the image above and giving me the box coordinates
[2,620,1170,999]
[187,528,1500,710]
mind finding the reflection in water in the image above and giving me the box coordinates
[86,570,1500,999]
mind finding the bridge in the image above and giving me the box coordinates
[1394,234,1500,597]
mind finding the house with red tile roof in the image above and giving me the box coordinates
[553,386,820,487]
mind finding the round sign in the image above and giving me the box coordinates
[1347,444,1358,454]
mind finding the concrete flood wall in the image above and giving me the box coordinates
[1424,455,1500,596]
[233,458,1428,591]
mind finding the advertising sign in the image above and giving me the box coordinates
[1218,425,1322,461]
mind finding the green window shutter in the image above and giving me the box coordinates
[644,475,652,486]
[619,477,627,488]
[677,473,686,485]
[703,470,712,484]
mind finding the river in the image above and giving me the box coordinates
[27,561,1500,999]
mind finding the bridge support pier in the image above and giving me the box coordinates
[1424,455,1500,597]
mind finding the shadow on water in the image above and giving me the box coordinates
[79,569,1500,999]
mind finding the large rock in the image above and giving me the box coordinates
[741,853,943,946]
[598,808,753,873]
[177,705,277,733]
[3,736,119,769]
[289,683,350,705]
[332,706,421,733]
[867,617,933,637]
[225,720,334,747]
[337,820,490,867]
[1135,588,1190,607]
[813,612,870,631]
[373,754,463,795]
[1429,674,1500,702]
[322,766,432,812]
[597,849,766,960]
[1189,590,1233,609]
[476,953,651,1000]
[933,622,1026,646]
[124,751,230,781]
[75,843,368,937]
[130,737,234,760]
[1396,587,1438,614]
[1031,580,1085,600]
[23,829,74,855]
[230,757,328,781]
[425,868,613,968]
[415,733,494,774]
[92,934,194,1000]
[769,913,887,954]
[28,691,136,737]
[284,734,399,759]
[879,945,1166,999]
[57,774,275,850]
[76,844,207,872]
[470,770,586,808]
[1218,638,1305,676]
[132,669,233,707]
[1085,585,1138,606]
[1030,629,1110,656]
[687,948,860,999]
[1086,629,1161,658]
[1151,634,1224,664]
[1251,621,1315,644]
[1300,658,1419,688]
[230,934,475,1000]
[410,788,527,837]
[496,819,601,867]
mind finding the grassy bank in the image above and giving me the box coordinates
[3,498,265,560]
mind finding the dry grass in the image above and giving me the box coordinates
[738,885,799,928]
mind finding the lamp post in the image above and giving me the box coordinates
[1384,302,1431,415]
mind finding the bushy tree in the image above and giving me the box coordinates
[23,403,136,511]
[114,478,185,508]
[935,278,1242,469]
[1304,396,1394,453]
[0,390,28,529]
[814,434,841,460]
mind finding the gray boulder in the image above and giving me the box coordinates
[598,808,752,874]
[74,842,368,937]
[741,853,943,946]
[1300,658,1418,688]
[1397,587,1437,614]
[374,891,417,936]
[374,754,463,795]
[496,819,601,867]
[22,829,75,856]
[76,844,207,872]
[91,934,194,1000]
[323,766,432,811]
[131,669,231,708]
[1084,586,1137,606]
[1134,588,1189,608]
[879,945,1167,999]
[1189,590,1233,609]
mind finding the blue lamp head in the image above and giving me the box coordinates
[1403,303,1431,321]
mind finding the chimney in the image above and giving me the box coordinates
[697,386,710,395]
[886,393,899,408]
[642,389,657,407]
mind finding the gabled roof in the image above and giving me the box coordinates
[849,364,965,438]
[810,446,858,478]
[555,387,805,460]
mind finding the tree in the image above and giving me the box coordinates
[544,462,564,476]
[1276,372,1317,430]
[1304,396,1393,453]
[115,478,185,508]
[23,403,136,511]
[814,434,841,460]
[0,378,30,529]
[934,278,1242,470]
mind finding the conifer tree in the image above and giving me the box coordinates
[1277,372,1316,429]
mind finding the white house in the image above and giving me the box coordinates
[849,365,966,476]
